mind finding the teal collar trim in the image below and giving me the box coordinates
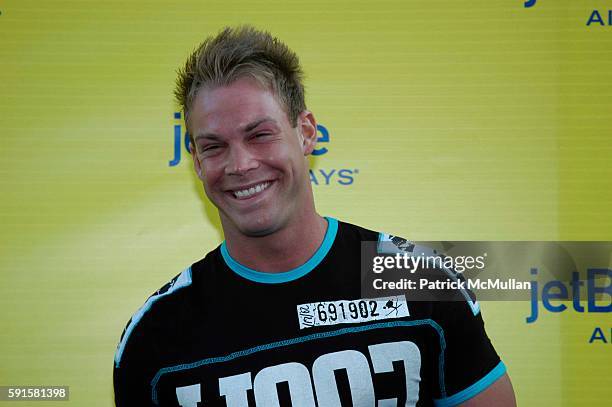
[220,217,338,284]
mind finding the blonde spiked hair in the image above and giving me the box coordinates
[175,26,306,145]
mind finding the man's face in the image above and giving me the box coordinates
[189,77,317,237]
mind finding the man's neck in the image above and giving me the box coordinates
[222,213,328,273]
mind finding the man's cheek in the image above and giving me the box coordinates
[202,181,217,202]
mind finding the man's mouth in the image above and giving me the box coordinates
[231,181,272,200]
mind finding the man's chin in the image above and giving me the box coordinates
[232,216,282,238]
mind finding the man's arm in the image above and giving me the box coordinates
[461,373,516,407]
[430,297,514,407]
[113,319,158,407]
[114,361,154,407]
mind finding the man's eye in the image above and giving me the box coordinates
[254,133,271,139]
[201,145,220,152]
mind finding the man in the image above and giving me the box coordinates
[113,26,516,406]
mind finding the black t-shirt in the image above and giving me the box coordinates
[113,218,506,406]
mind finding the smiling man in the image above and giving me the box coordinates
[189,75,325,271]
[113,26,516,406]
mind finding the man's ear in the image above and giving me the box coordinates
[297,110,317,156]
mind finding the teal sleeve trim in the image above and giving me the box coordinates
[434,361,507,407]
[220,217,338,284]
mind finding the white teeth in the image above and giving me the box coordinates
[233,182,270,199]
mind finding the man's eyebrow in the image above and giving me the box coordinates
[243,117,278,132]
[194,117,278,141]
[194,133,221,142]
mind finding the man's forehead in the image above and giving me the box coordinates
[196,104,280,134]
[197,77,274,109]
[191,79,288,134]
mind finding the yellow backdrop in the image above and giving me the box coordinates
[1,0,610,405]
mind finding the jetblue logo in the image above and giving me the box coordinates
[169,112,359,186]
[524,1,612,27]
[587,10,612,26]
[526,268,611,344]
[169,112,191,167]
[311,123,329,156]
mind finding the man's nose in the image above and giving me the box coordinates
[225,144,259,175]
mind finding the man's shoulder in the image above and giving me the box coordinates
[335,218,417,253]
[335,218,381,242]
[113,265,195,368]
